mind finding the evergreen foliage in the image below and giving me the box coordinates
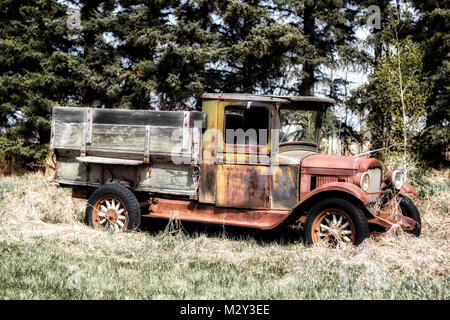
[347,0,448,165]
[410,0,449,165]
[0,0,448,168]
[0,0,74,167]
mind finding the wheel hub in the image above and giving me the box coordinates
[106,208,118,223]
[93,196,128,232]
[328,224,342,239]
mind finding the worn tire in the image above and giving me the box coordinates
[85,183,141,231]
[399,196,421,236]
[304,197,369,246]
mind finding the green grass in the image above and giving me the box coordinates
[0,174,42,200]
[0,171,449,299]
[1,236,448,300]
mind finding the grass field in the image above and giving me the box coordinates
[0,169,449,299]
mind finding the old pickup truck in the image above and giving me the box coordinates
[50,93,421,246]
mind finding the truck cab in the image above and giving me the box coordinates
[51,93,421,246]
[198,94,328,210]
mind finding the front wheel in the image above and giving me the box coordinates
[304,198,369,246]
[85,183,141,232]
[398,195,421,236]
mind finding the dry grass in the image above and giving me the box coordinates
[0,170,449,299]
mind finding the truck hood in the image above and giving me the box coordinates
[276,150,317,165]
[277,151,382,173]
[302,154,382,172]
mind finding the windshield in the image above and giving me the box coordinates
[279,109,319,144]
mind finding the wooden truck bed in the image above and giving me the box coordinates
[50,107,205,197]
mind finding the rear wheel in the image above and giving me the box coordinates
[305,197,369,246]
[85,184,141,232]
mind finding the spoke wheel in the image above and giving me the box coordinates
[304,197,369,247]
[92,194,128,232]
[85,183,141,232]
[311,208,355,246]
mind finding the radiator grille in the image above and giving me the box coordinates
[310,168,382,203]
[316,175,352,186]
[367,168,382,202]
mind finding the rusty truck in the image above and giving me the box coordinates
[50,93,421,246]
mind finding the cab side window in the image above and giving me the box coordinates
[224,106,269,146]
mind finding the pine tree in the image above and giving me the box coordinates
[74,0,308,109]
[0,0,75,167]
[277,0,358,96]
[156,0,219,109]
[347,1,416,154]
[67,0,126,109]
[211,0,306,95]
[110,0,183,109]
[71,0,206,110]
[411,0,450,165]
[347,0,448,166]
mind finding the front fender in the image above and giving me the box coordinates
[288,182,368,219]
[400,182,418,198]
[300,181,368,205]
[272,182,369,228]
[382,171,418,198]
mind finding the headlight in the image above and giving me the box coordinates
[360,172,370,191]
[392,170,404,190]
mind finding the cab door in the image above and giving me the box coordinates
[215,101,273,209]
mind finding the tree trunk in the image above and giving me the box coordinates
[300,3,315,96]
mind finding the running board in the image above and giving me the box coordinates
[142,198,290,230]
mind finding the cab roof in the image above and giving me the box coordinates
[201,93,335,105]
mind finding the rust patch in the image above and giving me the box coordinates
[198,163,216,204]
[271,166,297,209]
[71,188,90,199]
[216,164,270,209]
[144,198,289,230]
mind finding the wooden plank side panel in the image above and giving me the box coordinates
[53,106,86,123]
[57,157,88,183]
[94,109,183,126]
[55,123,194,158]
[150,163,194,191]
[53,107,206,127]
[54,122,84,149]
[149,126,191,154]
[88,124,146,153]
[53,107,86,149]
[52,107,205,165]
[92,108,205,127]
